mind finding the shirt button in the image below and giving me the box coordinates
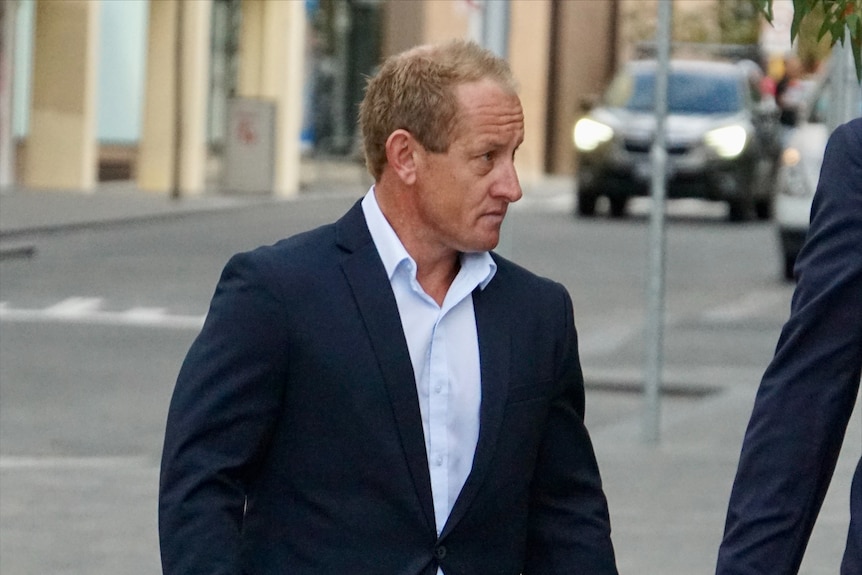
[434,384,442,394]
[435,545,447,559]
[435,455,443,466]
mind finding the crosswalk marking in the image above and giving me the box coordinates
[0,298,204,330]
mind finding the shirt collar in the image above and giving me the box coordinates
[361,187,497,290]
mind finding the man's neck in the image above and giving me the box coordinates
[375,181,461,306]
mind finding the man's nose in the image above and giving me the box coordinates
[496,161,522,203]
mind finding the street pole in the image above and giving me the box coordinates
[482,0,509,59]
[643,0,672,444]
[0,0,15,191]
[172,0,184,201]
[477,0,513,257]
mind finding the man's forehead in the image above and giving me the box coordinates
[459,104,524,139]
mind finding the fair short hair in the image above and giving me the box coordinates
[359,40,517,180]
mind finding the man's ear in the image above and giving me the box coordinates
[385,129,418,186]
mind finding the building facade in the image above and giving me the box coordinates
[1,0,619,196]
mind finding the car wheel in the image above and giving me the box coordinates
[755,197,774,220]
[727,198,752,222]
[577,190,598,217]
[609,196,628,218]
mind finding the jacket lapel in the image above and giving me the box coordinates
[336,202,436,532]
[441,280,511,537]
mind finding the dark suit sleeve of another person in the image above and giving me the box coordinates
[716,118,862,575]
[523,285,618,574]
[159,250,290,575]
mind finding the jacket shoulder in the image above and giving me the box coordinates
[491,252,567,295]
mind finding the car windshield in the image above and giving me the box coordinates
[605,67,743,115]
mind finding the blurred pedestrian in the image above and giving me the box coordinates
[775,54,806,127]
[716,117,862,574]
[158,39,618,575]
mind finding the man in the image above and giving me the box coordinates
[716,117,862,574]
[159,40,618,575]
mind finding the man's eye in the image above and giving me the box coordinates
[482,152,494,162]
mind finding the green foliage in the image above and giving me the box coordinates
[797,2,837,71]
[718,0,763,45]
[757,0,862,80]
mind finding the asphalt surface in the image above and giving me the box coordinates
[1,159,859,574]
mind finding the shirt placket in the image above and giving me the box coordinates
[427,315,449,535]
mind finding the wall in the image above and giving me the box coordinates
[549,0,616,174]
[13,0,148,143]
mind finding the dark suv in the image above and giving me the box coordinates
[573,59,781,221]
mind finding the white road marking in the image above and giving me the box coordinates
[628,197,730,219]
[43,297,103,317]
[0,299,204,330]
[0,455,153,470]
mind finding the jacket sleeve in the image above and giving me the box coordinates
[716,118,862,575]
[524,285,619,574]
[158,250,290,575]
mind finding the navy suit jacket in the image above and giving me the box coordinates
[716,118,862,574]
[159,201,617,574]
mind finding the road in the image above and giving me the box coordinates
[0,191,848,574]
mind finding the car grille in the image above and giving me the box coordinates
[624,140,691,155]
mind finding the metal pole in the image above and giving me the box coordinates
[172,0,184,200]
[0,0,16,191]
[482,0,509,59]
[643,0,672,444]
[480,0,513,256]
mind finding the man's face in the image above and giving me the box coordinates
[412,79,524,254]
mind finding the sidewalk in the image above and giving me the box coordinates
[0,157,372,237]
[0,182,263,239]
[0,159,858,573]
[592,382,860,574]
[0,157,374,259]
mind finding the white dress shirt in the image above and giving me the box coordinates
[362,188,497,542]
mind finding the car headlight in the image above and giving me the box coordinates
[573,118,614,152]
[704,125,747,158]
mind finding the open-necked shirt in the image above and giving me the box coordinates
[361,187,497,541]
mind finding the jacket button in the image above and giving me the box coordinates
[434,545,447,559]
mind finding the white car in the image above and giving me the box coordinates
[773,71,847,281]
[774,118,827,280]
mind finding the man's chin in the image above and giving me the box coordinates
[474,234,501,253]
[456,227,502,253]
